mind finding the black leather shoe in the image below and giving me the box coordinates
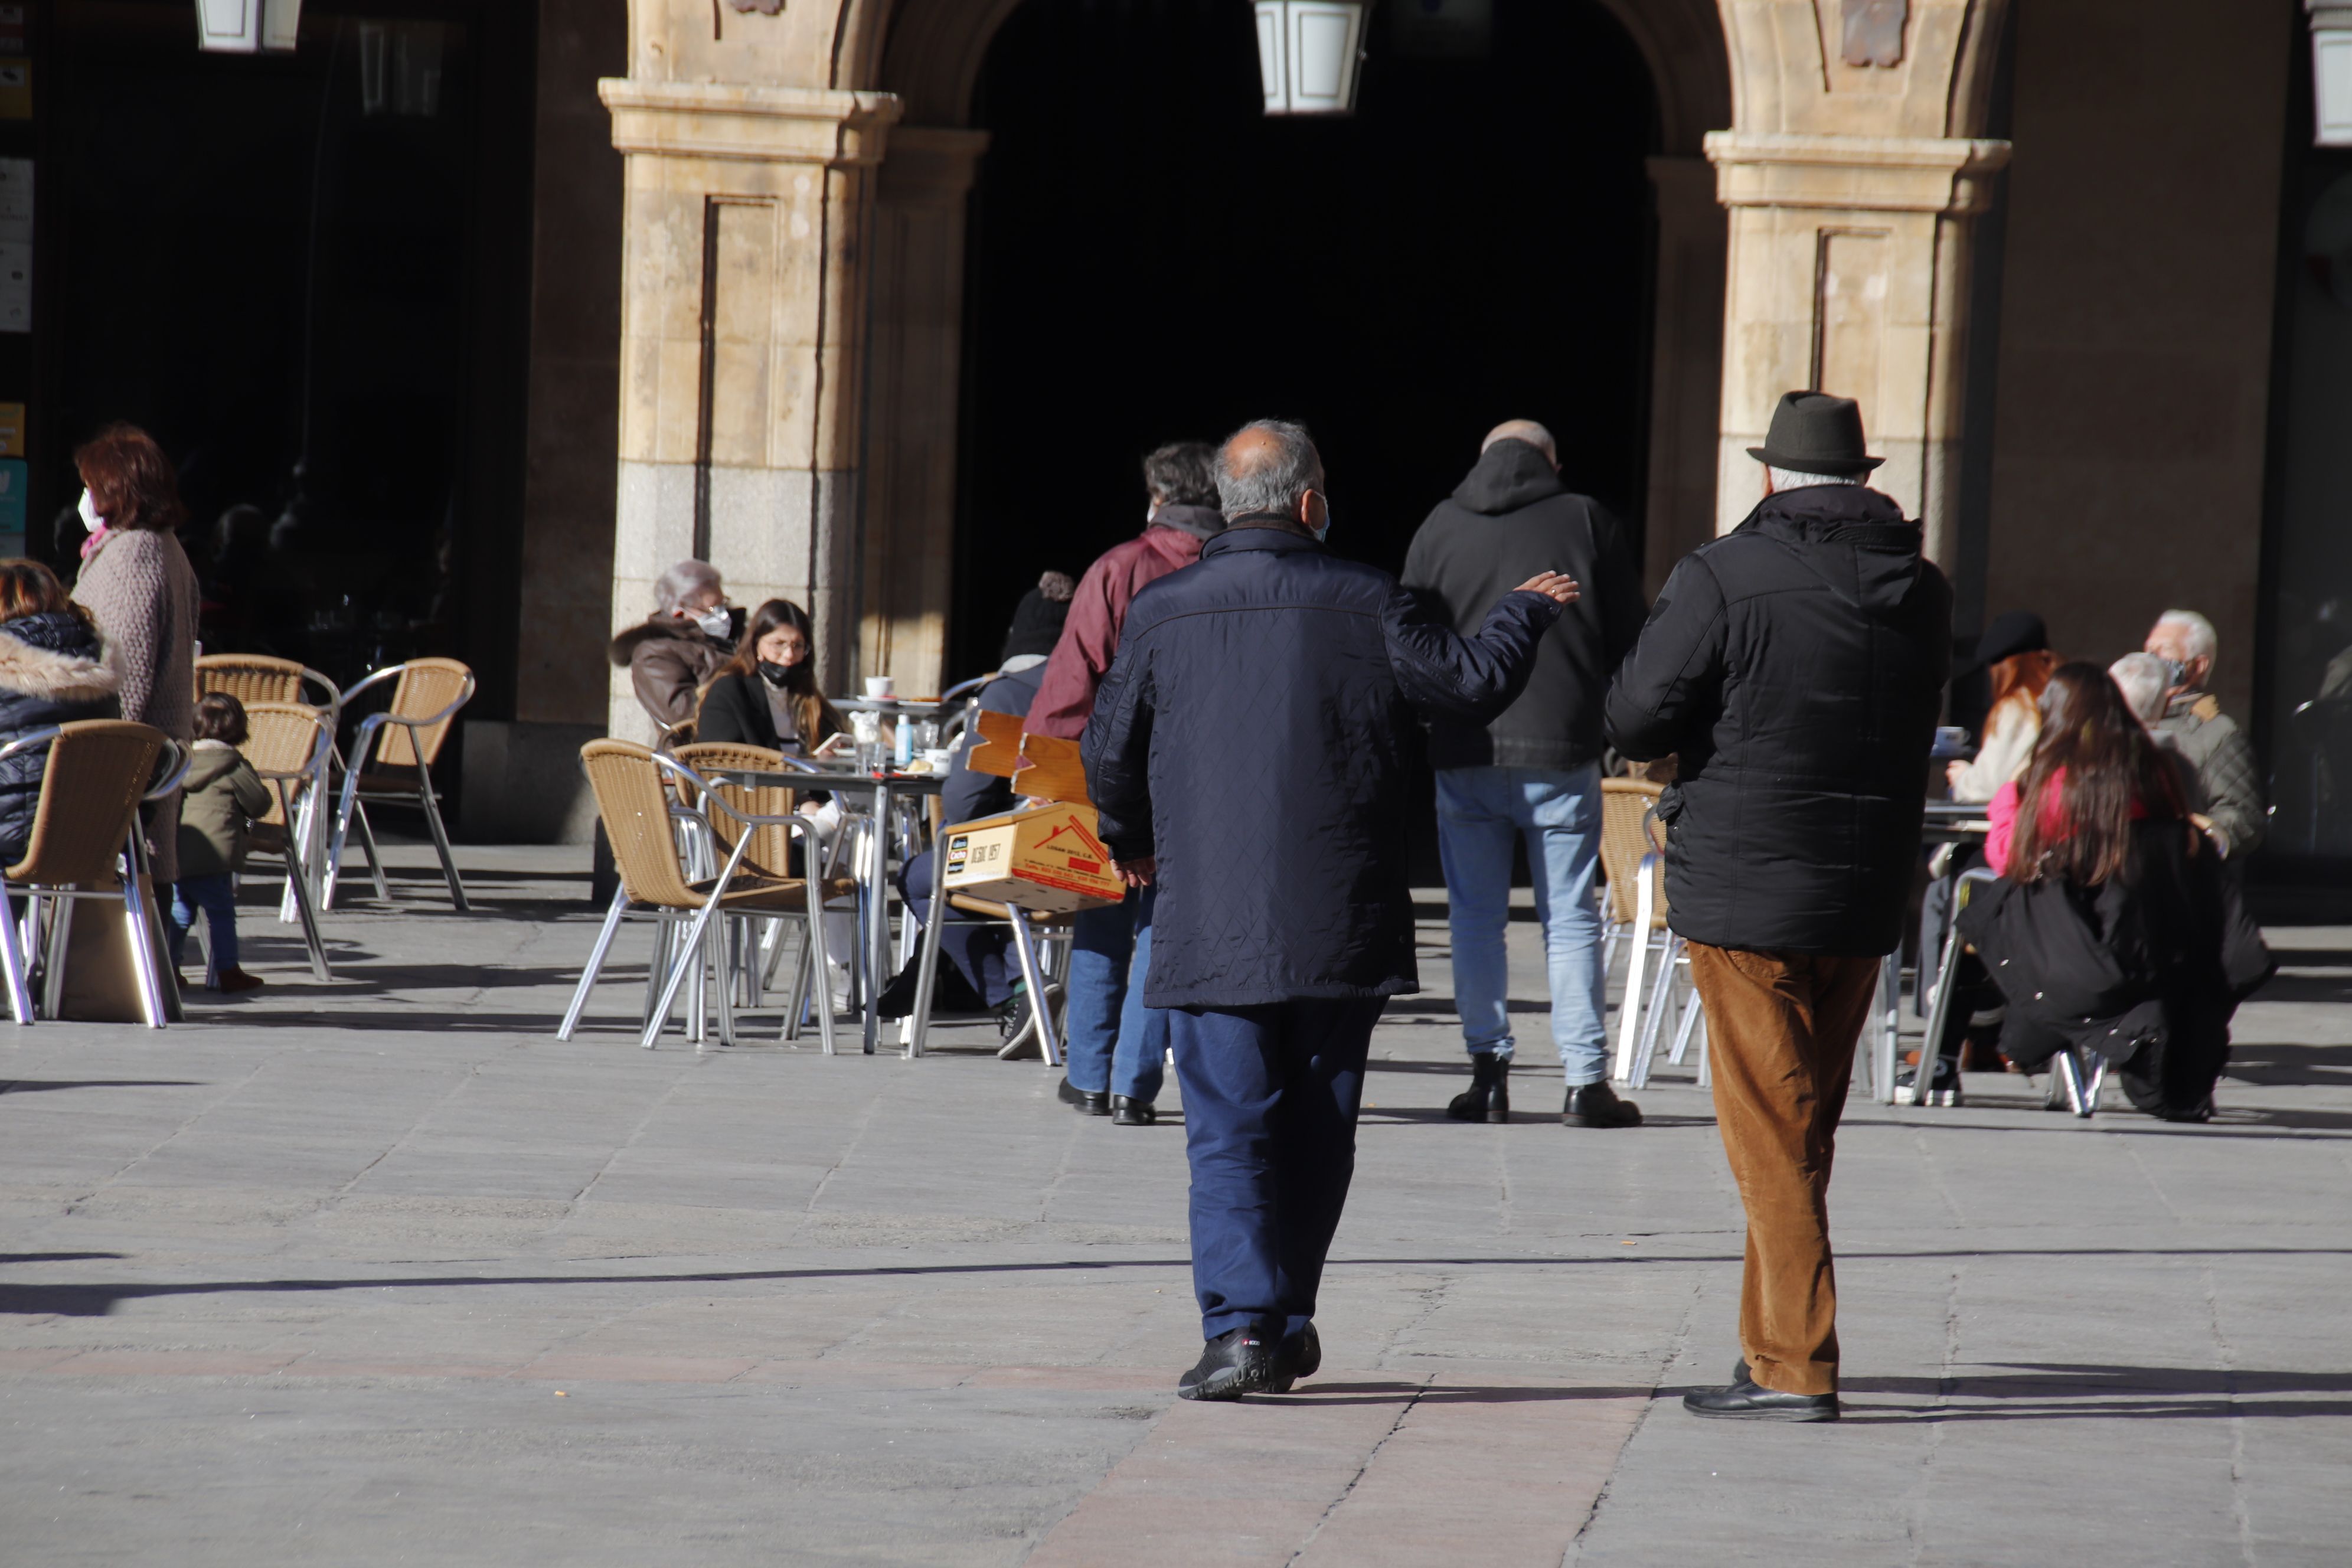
[1683,1377,1839,1422]
[1565,1081,1643,1128]
[1273,1322,1322,1393]
[1110,1096,1156,1126]
[1177,1327,1276,1402]
[1057,1077,1110,1116]
[1446,1053,1511,1123]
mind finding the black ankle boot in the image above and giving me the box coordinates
[1446,1053,1511,1123]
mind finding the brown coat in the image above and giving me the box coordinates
[609,616,730,732]
[73,528,201,881]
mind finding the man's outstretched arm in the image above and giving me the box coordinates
[1383,572,1575,721]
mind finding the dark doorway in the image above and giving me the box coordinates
[43,0,533,717]
[953,0,1659,674]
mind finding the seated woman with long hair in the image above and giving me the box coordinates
[694,598,844,754]
[1963,662,2270,1121]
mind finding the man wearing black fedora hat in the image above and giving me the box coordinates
[1605,391,1952,1421]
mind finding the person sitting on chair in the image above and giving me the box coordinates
[694,598,844,754]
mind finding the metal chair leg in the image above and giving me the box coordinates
[803,877,836,1057]
[708,918,738,1048]
[901,878,947,1059]
[1631,935,1683,1089]
[1003,908,1061,1069]
[1613,855,1661,1083]
[0,890,33,1024]
[117,867,168,1030]
[280,842,333,983]
[1671,976,1705,1065]
[559,886,632,1040]
[40,894,72,1021]
[417,780,471,913]
[641,899,731,1053]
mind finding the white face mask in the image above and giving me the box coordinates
[77,489,103,534]
[690,605,731,639]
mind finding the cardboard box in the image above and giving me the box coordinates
[942,802,1123,914]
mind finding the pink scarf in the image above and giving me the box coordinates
[79,522,110,563]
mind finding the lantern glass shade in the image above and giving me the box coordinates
[2321,31,2352,146]
[1253,0,1371,116]
[196,0,299,53]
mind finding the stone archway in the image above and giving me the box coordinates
[597,0,2008,724]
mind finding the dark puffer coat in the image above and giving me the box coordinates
[1401,439,1646,771]
[1958,818,2273,1116]
[0,610,122,865]
[1603,485,1952,956]
[1082,526,1561,1008]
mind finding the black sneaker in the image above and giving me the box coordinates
[1273,1322,1322,1393]
[1894,1055,1963,1107]
[1177,1327,1276,1402]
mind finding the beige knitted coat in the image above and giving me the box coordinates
[73,528,201,881]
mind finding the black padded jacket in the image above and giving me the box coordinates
[1603,485,1952,956]
[1082,526,1560,1007]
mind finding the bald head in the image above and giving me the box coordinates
[1217,419,1325,525]
[1482,420,1557,467]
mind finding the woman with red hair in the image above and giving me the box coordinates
[69,423,202,881]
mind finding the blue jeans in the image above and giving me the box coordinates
[168,874,239,974]
[1170,998,1383,1341]
[1062,884,1168,1102]
[1434,765,1608,1084]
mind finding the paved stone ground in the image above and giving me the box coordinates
[1,842,2347,1565]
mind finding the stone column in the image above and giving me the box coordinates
[599,81,903,742]
[1706,131,2008,564]
[861,127,988,693]
[1642,155,1729,593]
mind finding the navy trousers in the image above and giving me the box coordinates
[1168,997,1385,1341]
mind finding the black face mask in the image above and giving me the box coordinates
[757,659,798,688]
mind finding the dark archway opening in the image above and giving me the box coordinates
[952,0,1660,676]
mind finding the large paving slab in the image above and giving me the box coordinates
[0,843,2347,1564]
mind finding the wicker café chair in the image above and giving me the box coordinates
[231,702,336,982]
[0,720,173,1026]
[195,653,341,714]
[1597,778,1707,1089]
[326,658,476,913]
[896,710,1089,1064]
[198,656,342,921]
[668,741,850,1018]
[558,740,846,1052]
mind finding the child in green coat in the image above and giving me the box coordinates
[171,692,274,992]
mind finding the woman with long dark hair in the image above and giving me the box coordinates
[1961,662,2271,1121]
[694,597,844,753]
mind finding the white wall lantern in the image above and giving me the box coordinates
[1254,0,1371,117]
[2313,2,2352,146]
[195,0,300,54]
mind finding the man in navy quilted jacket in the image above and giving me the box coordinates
[1083,419,1574,1402]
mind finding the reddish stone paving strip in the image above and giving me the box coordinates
[1292,1380,1642,1566]
[1026,1371,1647,1568]
[0,1347,1161,1389]
[1024,1378,1419,1568]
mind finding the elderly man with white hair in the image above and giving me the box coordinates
[2142,609,2264,858]
[607,560,740,735]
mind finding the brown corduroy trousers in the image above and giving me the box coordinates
[1686,943,1882,1397]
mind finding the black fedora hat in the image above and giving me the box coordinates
[1746,391,1885,475]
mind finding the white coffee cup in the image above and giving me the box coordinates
[864,675,896,700]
